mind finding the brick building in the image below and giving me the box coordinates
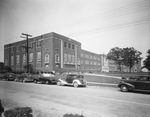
[4,32,81,73]
[4,32,141,73]
[80,50,101,73]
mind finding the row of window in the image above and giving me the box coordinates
[9,40,42,53]
[64,42,75,49]
[81,53,101,61]
[81,60,101,65]
[81,66,101,70]
[9,52,60,66]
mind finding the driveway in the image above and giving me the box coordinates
[0,81,150,117]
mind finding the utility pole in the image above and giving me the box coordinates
[21,33,32,73]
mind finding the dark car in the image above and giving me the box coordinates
[14,73,27,82]
[118,75,150,92]
[57,74,86,87]
[34,72,57,84]
[0,72,16,81]
[15,73,34,83]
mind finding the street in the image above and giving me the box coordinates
[0,81,150,117]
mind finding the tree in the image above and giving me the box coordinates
[122,47,142,72]
[107,47,123,72]
[143,49,150,73]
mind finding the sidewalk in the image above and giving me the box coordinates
[87,82,118,88]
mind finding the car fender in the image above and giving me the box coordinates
[120,82,135,90]
[73,79,81,85]
[57,78,68,85]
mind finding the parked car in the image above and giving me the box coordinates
[34,72,57,84]
[0,73,5,80]
[23,74,34,83]
[57,74,86,87]
[14,73,27,82]
[0,72,16,81]
[118,75,150,92]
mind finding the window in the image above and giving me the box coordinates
[80,60,83,64]
[23,54,26,63]
[16,45,20,52]
[16,55,20,65]
[72,44,75,49]
[85,60,89,64]
[45,53,49,64]
[68,54,72,63]
[29,53,33,62]
[55,54,60,63]
[68,43,71,48]
[11,46,15,53]
[64,42,67,48]
[81,53,84,57]
[36,40,41,47]
[11,56,14,65]
[22,44,26,51]
[29,42,33,48]
[72,55,75,64]
[90,55,93,59]
[64,53,68,63]
[139,76,148,81]
[37,51,41,62]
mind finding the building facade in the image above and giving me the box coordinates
[80,50,101,73]
[4,32,141,73]
[4,32,81,73]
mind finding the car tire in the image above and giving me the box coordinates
[34,80,37,83]
[73,82,78,88]
[57,82,62,86]
[46,81,49,84]
[120,85,128,92]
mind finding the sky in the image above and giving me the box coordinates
[0,0,150,64]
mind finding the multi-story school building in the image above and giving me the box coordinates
[4,32,140,73]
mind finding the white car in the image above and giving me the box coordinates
[57,74,86,88]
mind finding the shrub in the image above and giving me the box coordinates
[63,113,85,117]
[4,107,33,117]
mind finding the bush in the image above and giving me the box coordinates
[4,107,33,117]
[63,113,85,117]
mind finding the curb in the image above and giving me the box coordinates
[87,82,118,88]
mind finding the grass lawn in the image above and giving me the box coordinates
[56,72,149,85]
[84,75,120,84]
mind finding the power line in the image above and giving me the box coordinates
[53,0,150,29]
[66,16,150,37]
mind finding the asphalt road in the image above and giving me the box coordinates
[0,81,150,117]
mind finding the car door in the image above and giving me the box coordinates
[133,76,148,90]
[66,75,72,83]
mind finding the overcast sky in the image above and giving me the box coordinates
[0,0,150,64]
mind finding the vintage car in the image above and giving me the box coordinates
[34,72,57,84]
[0,72,16,81]
[118,75,150,92]
[57,74,86,87]
[14,73,34,83]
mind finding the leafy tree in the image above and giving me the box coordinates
[122,47,142,72]
[143,49,150,73]
[107,47,123,72]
